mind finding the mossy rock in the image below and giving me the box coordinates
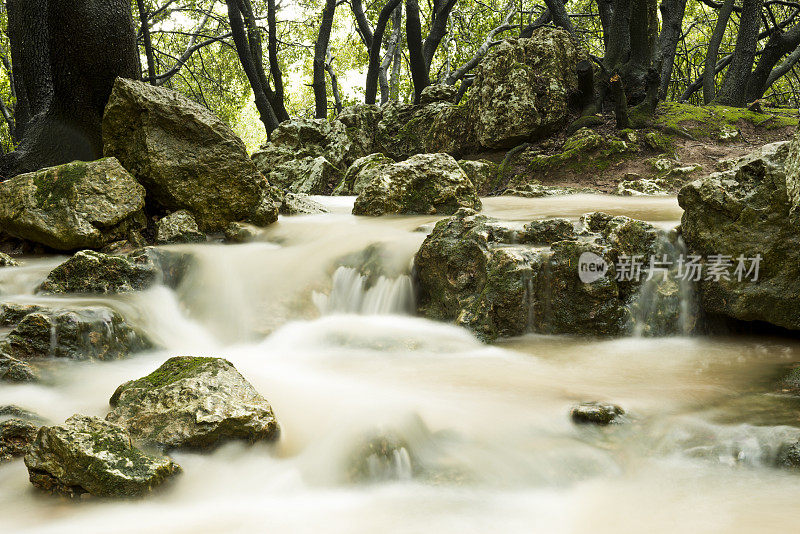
[654,102,798,139]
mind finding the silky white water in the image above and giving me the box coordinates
[3,195,800,534]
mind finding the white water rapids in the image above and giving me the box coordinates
[3,195,800,534]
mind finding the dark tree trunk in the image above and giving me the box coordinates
[406,0,429,103]
[267,0,287,120]
[655,0,687,99]
[542,0,576,34]
[422,0,457,68]
[610,74,631,129]
[596,0,613,48]
[703,0,734,103]
[1,0,141,179]
[747,24,800,101]
[364,0,403,104]
[227,0,280,134]
[717,0,763,106]
[351,0,374,49]
[313,0,337,118]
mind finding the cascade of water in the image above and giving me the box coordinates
[629,233,697,337]
[314,267,415,316]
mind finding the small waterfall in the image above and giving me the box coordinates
[314,266,415,316]
[628,233,697,336]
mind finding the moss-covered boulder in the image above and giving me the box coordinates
[0,158,145,251]
[679,140,800,329]
[103,78,268,231]
[467,28,587,148]
[37,250,159,294]
[0,305,153,362]
[106,356,280,450]
[0,411,42,462]
[155,210,205,244]
[654,102,798,139]
[336,104,384,163]
[353,153,481,216]
[419,84,458,105]
[334,153,395,196]
[414,208,679,340]
[24,415,181,498]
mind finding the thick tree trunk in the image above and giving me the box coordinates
[422,0,457,68]
[267,0,287,120]
[313,0,337,118]
[1,0,141,179]
[406,0,429,103]
[542,0,576,34]
[747,24,800,101]
[716,0,763,106]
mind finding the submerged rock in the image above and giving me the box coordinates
[570,402,625,425]
[103,78,268,231]
[468,28,587,148]
[353,153,481,216]
[0,354,39,382]
[107,356,280,450]
[224,222,261,243]
[155,210,205,244]
[25,415,181,498]
[37,250,159,294]
[679,141,800,329]
[0,305,153,362]
[0,158,145,251]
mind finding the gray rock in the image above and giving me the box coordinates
[37,250,159,294]
[24,415,181,498]
[467,28,588,148]
[419,84,458,105]
[281,192,328,215]
[334,153,395,196]
[458,159,498,194]
[103,78,268,231]
[353,153,481,216]
[0,418,40,462]
[0,305,153,362]
[224,222,261,243]
[155,210,205,244]
[0,158,145,251]
[107,356,280,450]
[679,141,800,329]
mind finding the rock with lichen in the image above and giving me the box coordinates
[570,402,625,425]
[156,210,205,244]
[0,158,146,251]
[24,415,181,498]
[353,153,481,216]
[107,356,280,450]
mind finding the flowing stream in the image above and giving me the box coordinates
[3,195,800,533]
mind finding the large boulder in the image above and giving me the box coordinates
[467,28,586,148]
[0,158,145,251]
[24,415,181,498]
[103,78,268,231]
[0,305,153,362]
[352,153,481,216]
[414,208,687,340]
[107,356,280,450]
[679,141,800,329]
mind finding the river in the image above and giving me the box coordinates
[2,194,800,533]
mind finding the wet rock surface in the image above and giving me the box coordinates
[37,250,159,294]
[107,356,280,450]
[155,210,206,244]
[570,402,626,425]
[24,415,181,498]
